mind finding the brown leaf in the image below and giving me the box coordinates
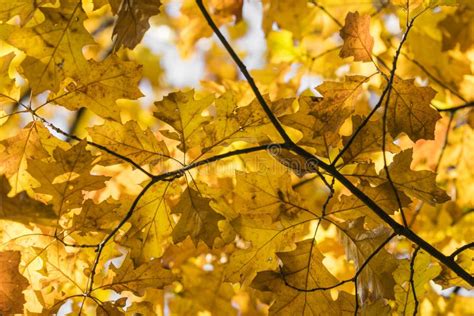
[0,251,29,314]
[340,217,397,302]
[339,11,374,62]
[112,0,162,51]
[171,187,224,248]
[386,78,440,142]
[251,240,354,314]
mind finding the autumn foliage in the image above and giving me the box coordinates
[0,0,473,315]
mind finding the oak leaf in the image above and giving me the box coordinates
[27,141,109,214]
[339,11,374,62]
[112,0,162,51]
[281,76,367,156]
[49,56,144,121]
[329,181,411,225]
[0,121,67,195]
[87,120,169,166]
[0,175,55,225]
[5,1,94,94]
[234,170,304,219]
[350,150,450,205]
[341,116,399,164]
[0,251,29,314]
[340,217,398,302]
[107,255,176,296]
[154,90,213,154]
[170,264,237,315]
[251,240,354,315]
[171,187,224,248]
[394,250,441,315]
[120,181,178,264]
[0,0,54,25]
[438,5,474,52]
[380,149,450,204]
[225,214,308,284]
[386,78,440,142]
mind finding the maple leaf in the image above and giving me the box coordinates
[112,0,162,51]
[171,187,225,248]
[251,239,355,315]
[0,251,29,314]
[386,78,440,142]
[339,11,374,62]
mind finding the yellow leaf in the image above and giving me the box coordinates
[87,120,169,166]
[120,181,178,264]
[171,187,224,248]
[341,116,399,164]
[154,90,213,154]
[386,78,440,141]
[0,0,54,25]
[329,182,411,225]
[438,5,474,52]
[380,149,450,204]
[0,175,55,225]
[394,250,441,315]
[6,1,94,93]
[49,56,144,121]
[281,76,368,156]
[251,239,355,315]
[340,217,398,302]
[0,121,67,195]
[225,214,308,284]
[107,255,176,296]
[27,141,109,214]
[170,263,237,315]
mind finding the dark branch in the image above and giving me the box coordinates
[436,101,474,113]
[194,0,474,287]
[449,242,474,259]
[195,0,293,145]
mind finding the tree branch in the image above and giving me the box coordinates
[196,0,474,287]
[195,0,292,145]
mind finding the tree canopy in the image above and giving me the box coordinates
[0,0,473,315]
